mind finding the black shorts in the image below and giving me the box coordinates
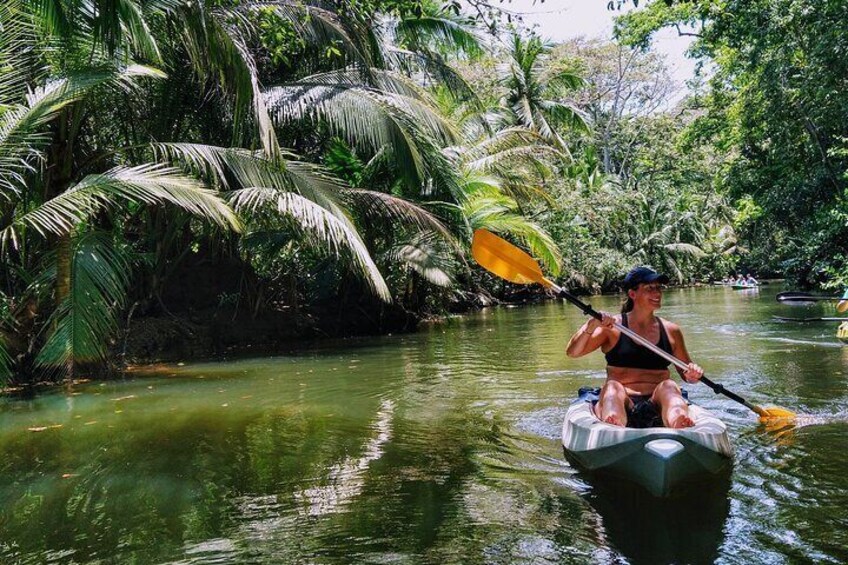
[626,394,663,429]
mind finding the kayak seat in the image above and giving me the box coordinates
[576,386,689,429]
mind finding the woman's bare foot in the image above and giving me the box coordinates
[603,414,625,427]
[667,409,694,429]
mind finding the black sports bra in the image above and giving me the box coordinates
[604,313,673,370]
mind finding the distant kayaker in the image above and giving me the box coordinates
[565,267,704,429]
[745,273,758,285]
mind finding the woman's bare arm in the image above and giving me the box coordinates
[667,322,703,382]
[566,312,615,358]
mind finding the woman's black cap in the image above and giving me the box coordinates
[623,267,670,290]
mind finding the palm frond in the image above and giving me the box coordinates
[663,242,707,258]
[344,188,458,248]
[453,128,545,162]
[32,0,71,38]
[462,144,560,174]
[112,0,162,61]
[462,185,561,274]
[470,212,561,276]
[218,19,279,158]
[0,64,165,187]
[280,66,434,103]
[156,142,348,217]
[267,82,453,193]
[450,132,560,202]
[1,64,166,198]
[76,164,241,229]
[2,164,240,248]
[36,232,132,369]
[267,74,459,145]
[461,174,508,200]
[386,234,454,288]
[181,0,401,154]
[232,2,376,68]
[38,0,162,60]
[512,96,535,129]
[231,187,390,301]
[380,9,486,103]
[543,68,584,91]
[539,99,589,132]
[394,12,485,58]
[179,6,278,157]
[0,0,39,103]
[384,47,481,104]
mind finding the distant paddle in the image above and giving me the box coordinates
[773,316,847,322]
[471,229,796,423]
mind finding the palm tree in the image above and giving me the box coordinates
[498,33,588,153]
[167,1,480,300]
[0,0,240,379]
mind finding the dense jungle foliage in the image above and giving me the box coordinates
[0,0,839,385]
[612,0,848,287]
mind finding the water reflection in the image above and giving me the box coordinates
[294,399,394,516]
[585,476,731,565]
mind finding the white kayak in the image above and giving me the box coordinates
[562,396,733,497]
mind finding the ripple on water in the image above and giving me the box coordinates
[513,406,565,441]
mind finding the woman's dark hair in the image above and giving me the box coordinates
[621,292,634,314]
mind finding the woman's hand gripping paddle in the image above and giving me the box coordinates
[471,229,796,423]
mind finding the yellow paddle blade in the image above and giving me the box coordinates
[757,406,796,423]
[471,229,547,286]
[837,299,848,313]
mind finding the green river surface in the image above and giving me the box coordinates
[2,286,848,564]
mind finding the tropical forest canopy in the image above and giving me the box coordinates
[0,0,841,385]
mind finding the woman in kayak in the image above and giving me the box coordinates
[566,267,704,429]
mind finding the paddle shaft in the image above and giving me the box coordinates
[774,316,846,322]
[544,277,767,417]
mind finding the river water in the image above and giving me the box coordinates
[1,286,847,564]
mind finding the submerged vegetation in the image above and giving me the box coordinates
[0,0,841,386]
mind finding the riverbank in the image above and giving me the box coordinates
[119,288,526,367]
[1,279,782,394]
[4,286,510,393]
[119,280,735,366]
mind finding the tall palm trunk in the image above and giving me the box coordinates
[47,109,79,379]
[48,124,74,294]
[55,234,72,303]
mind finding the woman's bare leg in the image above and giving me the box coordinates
[651,379,693,428]
[594,380,629,427]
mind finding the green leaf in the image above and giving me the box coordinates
[36,233,132,369]
[2,164,240,249]
[231,187,391,302]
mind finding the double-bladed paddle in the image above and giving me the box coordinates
[776,291,839,303]
[471,228,795,423]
